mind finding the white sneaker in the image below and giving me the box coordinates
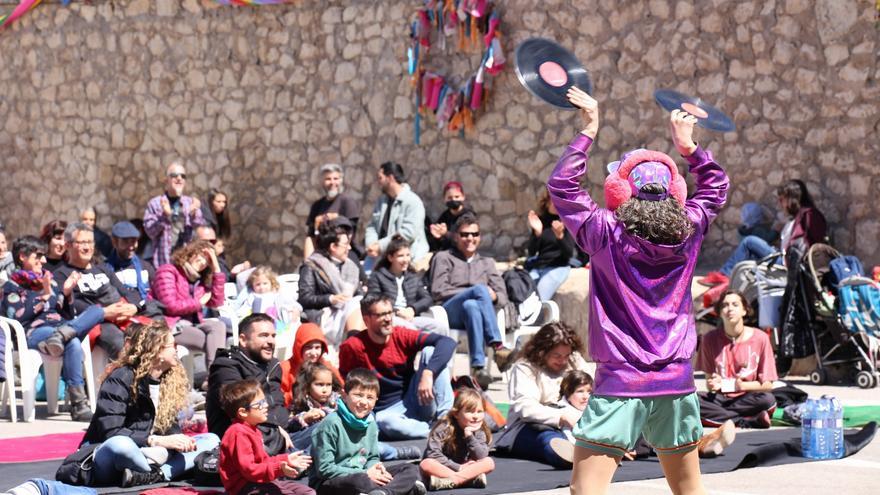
[549,437,575,463]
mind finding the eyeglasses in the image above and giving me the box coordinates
[368,310,395,319]
[247,399,268,410]
[72,240,94,246]
[168,173,187,180]
[457,231,480,238]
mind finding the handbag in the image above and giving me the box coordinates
[56,443,100,486]
[192,446,223,487]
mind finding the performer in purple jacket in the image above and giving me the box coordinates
[549,86,728,494]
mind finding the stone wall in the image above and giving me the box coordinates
[0,0,877,273]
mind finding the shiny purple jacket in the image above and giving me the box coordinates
[548,134,728,397]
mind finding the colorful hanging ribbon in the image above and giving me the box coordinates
[213,0,299,5]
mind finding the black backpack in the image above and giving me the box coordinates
[56,443,99,486]
[193,446,223,486]
[503,267,537,305]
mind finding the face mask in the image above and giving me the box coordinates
[445,200,463,210]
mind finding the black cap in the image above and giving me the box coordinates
[111,221,140,239]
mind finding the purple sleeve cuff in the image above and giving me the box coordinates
[569,133,593,152]
[684,145,708,167]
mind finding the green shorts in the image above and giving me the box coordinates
[572,393,703,456]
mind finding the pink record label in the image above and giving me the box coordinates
[538,61,568,87]
[680,102,709,119]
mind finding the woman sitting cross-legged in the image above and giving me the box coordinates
[81,320,220,488]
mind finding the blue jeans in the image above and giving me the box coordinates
[719,235,776,276]
[442,285,502,368]
[374,347,454,440]
[25,305,105,387]
[529,266,571,301]
[92,433,220,485]
[510,424,570,469]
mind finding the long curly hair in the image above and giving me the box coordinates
[430,388,491,460]
[103,321,189,434]
[614,184,694,245]
[520,322,585,369]
[170,239,215,287]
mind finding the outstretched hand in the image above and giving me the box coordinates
[566,86,599,139]
[669,109,698,157]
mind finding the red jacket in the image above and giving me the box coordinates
[151,264,225,328]
[219,421,288,495]
[279,322,344,407]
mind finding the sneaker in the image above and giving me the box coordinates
[428,476,456,491]
[410,480,427,495]
[492,346,515,373]
[549,437,574,464]
[468,473,487,488]
[471,367,492,391]
[394,445,422,460]
[698,420,736,458]
[748,410,772,429]
[698,271,729,286]
[121,466,166,488]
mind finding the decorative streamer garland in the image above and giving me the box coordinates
[408,0,505,144]
[212,0,299,5]
[1,0,72,29]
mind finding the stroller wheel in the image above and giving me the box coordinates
[855,371,875,389]
[810,368,828,385]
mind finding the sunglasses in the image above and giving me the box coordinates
[168,173,187,180]
[457,231,480,238]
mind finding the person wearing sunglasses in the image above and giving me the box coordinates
[429,213,513,390]
[143,161,205,267]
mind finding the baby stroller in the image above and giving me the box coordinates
[778,243,879,388]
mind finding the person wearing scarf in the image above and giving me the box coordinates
[104,221,155,304]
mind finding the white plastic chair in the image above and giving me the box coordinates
[507,300,561,348]
[1,317,97,422]
[0,320,17,422]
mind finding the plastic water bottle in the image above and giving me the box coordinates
[802,396,845,459]
[801,398,817,459]
[827,396,845,459]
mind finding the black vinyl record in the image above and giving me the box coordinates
[653,89,736,132]
[515,38,593,109]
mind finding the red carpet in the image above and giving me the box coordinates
[0,432,84,463]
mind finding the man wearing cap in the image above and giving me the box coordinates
[143,161,204,267]
[304,163,362,259]
[104,220,155,305]
[426,181,475,253]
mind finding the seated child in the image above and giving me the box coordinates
[236,265,302,327]
[280,323,344,407]
[288,361,421,462]
[219,379,314,495]
[310,369,426,495]
[557,370,593,443]
[419,388,495,491]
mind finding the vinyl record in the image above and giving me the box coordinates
[515,38,593,109]
[653,89,736,132]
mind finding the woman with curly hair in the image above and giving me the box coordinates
[493,322,591,468]
[152,239,226,378]
[82,321,220,488]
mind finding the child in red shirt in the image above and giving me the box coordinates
[219,379,315,495]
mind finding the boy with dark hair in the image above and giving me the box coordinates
[310,368,426,495]
[218,379,314,495]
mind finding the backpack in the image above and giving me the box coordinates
[192,447,223,487]
[56,443,99,486]
[503,268,541,324]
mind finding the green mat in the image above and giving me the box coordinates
[772,404,880,427]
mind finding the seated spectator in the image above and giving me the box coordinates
[152,240,226,379]
[196,225,251,282]
[81,321,220,488]
[426,181,475,253]
[304,163,362,260]
[207,313,292,456]
[339,294,456,440]
[52,222,142,359]
[144,160,204,267]
[309,368,425,495]
[557,370,593,444]
[704,179,827,283]
[364,162,429,272]
[0,227,13,283]
[201,188,232,240]
[234,265,301,328]
[429,213,512,389]
[280,322,344,408]
[525,190,576,301]
[1,235,105,421]
[737,202,778,244]
[218,379,315,495]
[39,220,67,273]
[367,235,448,336]
[298,220,365,348]
[79,206,113,259]
[104,221,155,304]
[493,322,590,469]
[697,291,778,429]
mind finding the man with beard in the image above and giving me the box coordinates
[206,313,293,455]
[364,162,429,272]
[304,163,362,259]
[143,161,204,267]
[339,294,456,440]
[103,221,155,304]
